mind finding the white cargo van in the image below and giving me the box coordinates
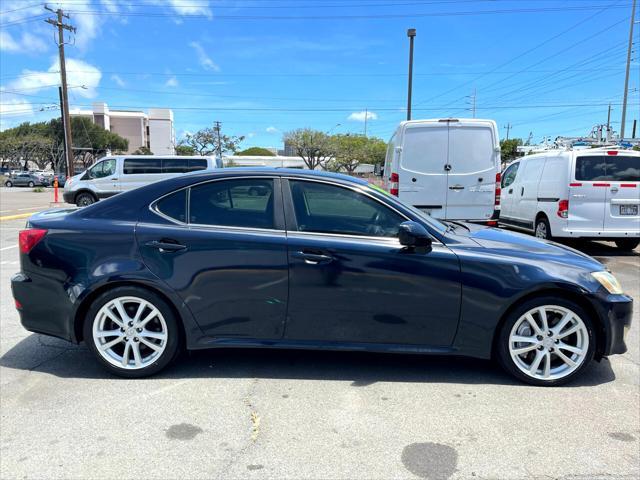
[499,148,639,250]
[63,155,222,206]
[382,118,501,223]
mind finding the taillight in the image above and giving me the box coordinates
[390,172,399,196]
[19,229,47,254]
[494,172,501,207]
[557,199,569,218]
[14,298,22,310]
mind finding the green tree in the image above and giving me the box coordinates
[235,147,275,156]
[178,126,244,156]
[132,146,153,155]
[175,144,196,155]
[500,138,523,162]
[282,128,335,170]
[328,134,388,174]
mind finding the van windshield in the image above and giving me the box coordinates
[575,155,639,182]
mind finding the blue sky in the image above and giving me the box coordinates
[1,0,638,150]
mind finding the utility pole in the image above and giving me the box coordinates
[606,103,612,132]
[620,0,636,139]
[57,87,67,174]
[406,28,416,121]
[364,108,368,137]
[214,121,222,159]
[469,88,477,118]
[504,123,512,141]
[45,6,76,176]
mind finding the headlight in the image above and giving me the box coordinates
[591,271,624,295]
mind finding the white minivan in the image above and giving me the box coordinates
[382,118,501,223]
[63,155,222,206]
[500,148,640,250]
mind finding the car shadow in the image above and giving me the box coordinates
[555,239,639,258]
[0,333,616,388]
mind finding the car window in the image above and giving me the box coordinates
[575,155,639,182]
[575,157,608,181]
[162,158,188,173]
[289,180,404,237]
[156,190,187,223]
[87,159,116,179]
[502,162,519,188]
[188,159,208,171]
[189,179,275,229]
[124,158,161,174]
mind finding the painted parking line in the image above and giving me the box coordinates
[0,245,18,251]
[0,212,40,221]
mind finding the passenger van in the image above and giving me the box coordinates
[63,155,222,206]
[382,118,501,223]
[500,148,639,250]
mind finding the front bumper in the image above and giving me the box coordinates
[591,292,633,357]
[62,191,75,204]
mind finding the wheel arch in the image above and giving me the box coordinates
[73,280,187,348]
[490,287,605,360]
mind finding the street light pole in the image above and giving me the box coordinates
[406,28,416,121]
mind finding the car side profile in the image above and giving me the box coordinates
[12,169,633,385]
[4,172,49,188]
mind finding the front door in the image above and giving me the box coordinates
[136,177,288,339]
[500,161,520,220]
[283,179,461,347]
[85,158,118,198]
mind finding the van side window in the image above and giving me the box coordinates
[124,158,161,174]
[188,159,208,171]
[162,158,188,173]
[501,162,519,188]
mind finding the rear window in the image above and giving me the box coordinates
[156,190,187,223]
[575,155,639,182]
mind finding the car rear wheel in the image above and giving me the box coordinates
[496,297,594,386]
[534,216,552,240]
[84,287,181,378]
[5,181,12,187]
[28,181,35,188]
[76,192,96,207]
[614,239,639,251]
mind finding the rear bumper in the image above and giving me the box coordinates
[590,292,633,357]
[11,272,76,342]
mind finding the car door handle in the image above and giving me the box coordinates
[111,177,118,181]
[145,240,187,253]
[292,251,333,265]
[448,185,464,190]
[521,187,525,196]
[508,188,513,194]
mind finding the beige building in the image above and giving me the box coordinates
[70,102,175,155]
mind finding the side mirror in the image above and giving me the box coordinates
[398,221,433,250]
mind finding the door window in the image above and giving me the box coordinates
[575,155,639,182]
[87,159,116,179]
[155,190,187,223]
[289,180,404,237]
[189,179,275,229]
[501,162,519,188]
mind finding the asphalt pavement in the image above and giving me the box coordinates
[0,188,638,479]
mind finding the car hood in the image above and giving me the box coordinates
[458,224,604,272]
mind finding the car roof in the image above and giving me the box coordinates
[185,167,369,185]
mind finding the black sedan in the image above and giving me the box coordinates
[11,169,632,385]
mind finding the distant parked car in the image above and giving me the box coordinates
[500,148,639,250]
[4,173,49,188]
[63,155,222,207]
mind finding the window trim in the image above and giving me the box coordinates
[149,175,285,232]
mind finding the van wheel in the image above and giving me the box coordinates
[76,192,96,207]
[534,216,552,240]
[614,239,640,251]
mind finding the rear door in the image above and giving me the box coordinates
[570,155,608,232]
[446,121,499,221]
[602,153,640,232]
[398,122,449,218]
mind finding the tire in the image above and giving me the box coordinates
[534,215,552,240]
[76,192,96,207]
[614,239,640,251]
[83,286,181,378]
[5,181,12,187]
[28,181,35,188]
[496,296,595,386]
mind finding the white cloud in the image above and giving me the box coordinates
[111,74,126,87]
[0,31,47,54]
[348,111,378,122]
[6,58,102,99]
[165,76,179,88]
[266,126,279,134]
[189,41,220,71]
[246,132,256,138]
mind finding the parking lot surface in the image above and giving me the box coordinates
[0,188,638,479]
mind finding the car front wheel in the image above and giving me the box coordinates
[84,287,181,378]
[5,181,12,187]
[76,192,96,207]
[496,297,595,386]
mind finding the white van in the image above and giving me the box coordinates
[63,155,221,206]
[382,118,501,223]
[500,148,640,250]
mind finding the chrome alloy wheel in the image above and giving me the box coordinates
[508,305,589,381]
[92,296,168,370]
